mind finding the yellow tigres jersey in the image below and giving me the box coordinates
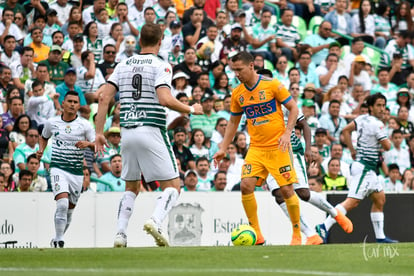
[230,75,292,148]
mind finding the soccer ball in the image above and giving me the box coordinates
[231,225,257,246]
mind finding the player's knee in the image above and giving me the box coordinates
[56,198,69,214]
[295,188,310,201]
[272,189,285,204]
[240,181,255,194]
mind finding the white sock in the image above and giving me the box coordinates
[370,212,385,239]
[308,191,338,218]
[324,204,345,230]
[55,198,69,241]
[151,187,179,226]
[280,202,315,237]
[64,208,74,233]
[116,191,137,234]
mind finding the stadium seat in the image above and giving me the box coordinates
[292,16,307,41]
[341,45,351,59]
[264,59,274,71]
[287,60,294,70]
[309,16,324,34]
[362,47,381,71]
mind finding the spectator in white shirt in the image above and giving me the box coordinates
[383,129,411,175]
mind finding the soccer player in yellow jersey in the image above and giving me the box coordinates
[213,52,302,245]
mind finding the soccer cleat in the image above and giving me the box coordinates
[143,219,169,247]
[334,209,353,233]
[305,234,323,245]
[290,234,302,246]
[50,239,64,248]
[376,237,399,243]
[255,234,265,246]
[315,224,329,244]
[114,232,127,248]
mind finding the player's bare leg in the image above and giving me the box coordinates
[279,184,302,245]
[240,177,265,245]
[370,191,397,243]
[143,178,180,247]
[114,180,141,248]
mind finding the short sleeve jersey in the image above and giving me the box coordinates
[42,116,95,175]
[108,54,173,130]
[354,114,387,169]
[230,75,292,148]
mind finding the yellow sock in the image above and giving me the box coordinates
[242,193,263,239]
[285,193,301,236]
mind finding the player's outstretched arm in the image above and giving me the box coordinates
[95,83,117,156]
[380,139,391,151]
[157,87,203,115]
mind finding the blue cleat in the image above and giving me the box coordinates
[376,237,398,243]
[315,224,329,244]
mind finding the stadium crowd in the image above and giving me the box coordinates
[0,0,414,193]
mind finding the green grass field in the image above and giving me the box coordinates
[1,243,413,276]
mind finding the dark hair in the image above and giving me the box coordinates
[103,44,116,52]
[338,75,348,82]
[36,63,48,70]
[328,157,341,166]
[12,114,32,133]
[280,8,293,17]
[214,171,227,181]
[358,0,371,33]
[144,7,155,14]
[231,51,254,64]
[83,21,97,37]
[367,93,387,109]
[288,67,299,76]
[110,22,122,36]
[256,68,273,77]
[352,37,365,44]
[175,92,188,100]
[197,71,209,79]
[377,68,389,74]
[68,20,81,27]
[396,2,413,32]
[3,35,15,43]
[329,99,341,107]
[213,72,230,92]
[22,46,34,55]
[376,1,389,17]
[210,60,225,72]
[0,66,11,74]
[27,153,38,163]
[81,50,93,63]
[388,163,400,173]
[110,154,121,162]
[189,128,206,147]
[140,23,163,47]
[392,129,403,136]
[9,96,23,105]
[233,131,248,158]
[52,30,64,39]
[215,117,227,129]
[2,7,13,16]
[19,169,33,181]
[31,79,44,90]
[64,90,80,100]
[326,53,339,61]
[196,156,209,166]
[330,142,343,151]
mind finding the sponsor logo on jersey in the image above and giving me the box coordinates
[243,98,276,119]
[279,165,291,173]
[239,95,244,105]
[65,125,71,134]
[259,90,265,101]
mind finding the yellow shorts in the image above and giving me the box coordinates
[242,147,297,187]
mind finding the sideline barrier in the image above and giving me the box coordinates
[1,192,412,248]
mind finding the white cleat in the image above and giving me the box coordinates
[143,219,169,247]
[114,232,127,248]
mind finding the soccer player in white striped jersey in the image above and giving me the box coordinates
[266,106,353,245]
[37,91,96,248]
[316,93,398,243]
[95,23,203,247]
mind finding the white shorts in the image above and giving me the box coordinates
[267,153,308,192]
[51,167,84,205]
[348,161,383,200]
[121,126,179,182]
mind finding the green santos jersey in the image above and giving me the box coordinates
[108,53,173,130]
[354,114,388,170]
[282,105,305,154]
[42,116,95,175]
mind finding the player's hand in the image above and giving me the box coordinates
[278,132,291,152]
[351,149,357,160]
[36,150,43,160]
[191,103,204,115]
[95,134,108,157]
[212,149,226,168]
[304,147,313,163]
[75,141,91,149]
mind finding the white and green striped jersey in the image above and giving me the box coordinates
[108,54,172,130]
[354,114,388,169]
[248,23,276,51]
[282,105,305,154]
[380,39,414,69]
[42,116,95,175]
[275,24,300,48]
